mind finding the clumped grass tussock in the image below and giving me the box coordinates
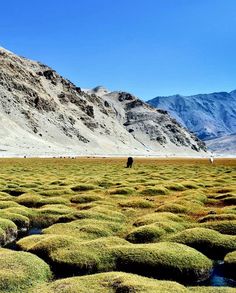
[109,187,135,195]
[167,228,236,259]
[42,218,123,239]
[18,235,128,276]
[126,220,185,243]
[0,218,17,245]
[40,188,73,196]
[0,201,21,209]
[140,186,169,196]
[33,272,188,293]
[0,211,29,230]
[119,199,154,208]
[113,242,212,282]
[198,213,236,223]
[71,194,103,204]
[75,206,126,223]
[223,250,236,280]
[156,203,189,214]
[165,183,187,191]
[16,193,43,207]
[134,212,188,227]
[71,184,96,192]
[0,248,52,292]
[200,220,236,235]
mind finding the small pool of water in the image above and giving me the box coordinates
[4,227,42,250]
[193,260,236,287]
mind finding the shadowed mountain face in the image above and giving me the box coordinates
[0,47,206,157]
[148,92,236,154]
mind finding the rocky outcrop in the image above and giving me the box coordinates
[0,47,206,156]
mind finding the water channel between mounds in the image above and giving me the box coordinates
[4,227,236,287]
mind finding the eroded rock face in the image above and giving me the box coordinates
[0,47,206,156]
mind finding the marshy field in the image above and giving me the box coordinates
[0,157,235,293]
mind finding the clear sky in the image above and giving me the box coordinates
[1,0,236,100]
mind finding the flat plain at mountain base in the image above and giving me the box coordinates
[0,157,235,292]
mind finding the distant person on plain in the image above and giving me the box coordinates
[209,156,214,164]
[126,157,133,168]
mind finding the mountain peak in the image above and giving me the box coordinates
[92,86,110,96]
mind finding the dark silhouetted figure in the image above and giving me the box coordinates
[126,157,133,168]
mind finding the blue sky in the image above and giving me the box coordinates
[1,0,236,100]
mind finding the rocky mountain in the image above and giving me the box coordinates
[148,92,236,155]
[0,47,206,157]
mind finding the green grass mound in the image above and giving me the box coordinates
[127,221,185,243]
[71,184,96,192]
[223,250,236,280]
[0,211,29,230]
[0,201,20,209]
[119,199,154,208]
[113,242,212,282]
[156,203,189,213]
[182,182,199,189]
[165,183,187,191]
[0,192,14,201]
[134,212,188,227]
[33,272,188,293]
[75,206,126,223]
[109,187,135,195]
[140,186,169,196]
[30,204,77,228]
[40,196,70,205]
[16,193,43,207]
[200,220,236,235]
[4,206,35,218]
[198,214,236,223]
[0,248,52,292]
[40,189,73,196]
[0,218,17,245]
[71,194,103,204]
[167,228,236,259]
[18,235,128,277]
[42,218,123,240]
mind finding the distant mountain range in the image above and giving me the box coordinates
[0,47,206,157]
[148,92,236,155]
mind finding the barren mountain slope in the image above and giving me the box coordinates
[0,47,206,157]
[148,92,236,155]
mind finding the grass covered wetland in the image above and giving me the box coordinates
[0,157,235,293]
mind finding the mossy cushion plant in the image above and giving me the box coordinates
[200,220,236,235]
[42,218,123,240]
[140,186,169,196]
[126,221,185,243]
[223,250,236,280]
[134,212,188,227]
[17,235,128,277]
[33,272,188,293]
[70,194,103,204]
[0,211,29,230]
[0,248,52,292]
[166,228,236,259]
[113,242,212,283]
[0,218,17,245]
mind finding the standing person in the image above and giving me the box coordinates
[209,155,214,164]
[126,157,133,168]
